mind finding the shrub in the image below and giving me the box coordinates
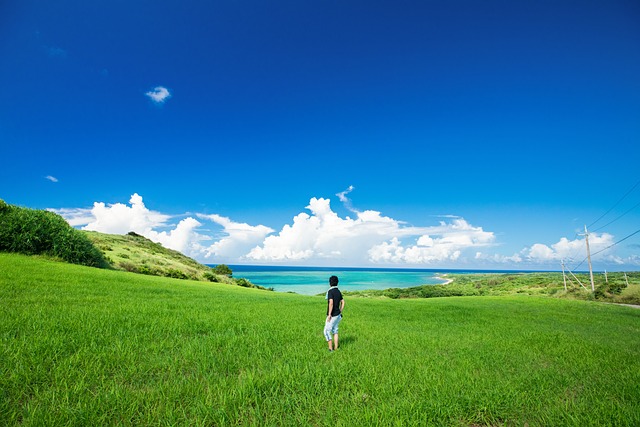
[212,264,233,277]
[203,271,219,282]
[0,200,108,268]
[235,278,254,288]
[163,269,189,280]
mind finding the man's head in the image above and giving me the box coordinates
[329,275,339,287]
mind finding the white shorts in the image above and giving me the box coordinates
[323,314,342,341]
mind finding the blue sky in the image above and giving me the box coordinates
[1,0,639,270]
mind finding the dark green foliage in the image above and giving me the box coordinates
[0,199,108,268]
[596,279,628,298]
[212,264,233,276]
[203,271,219,282]
[383,285,467,299]
[235,278,252,288]
[163,268,190,280]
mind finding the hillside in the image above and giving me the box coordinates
[84,231,212,280]
[83,231,270,289]
[1,252,639,426]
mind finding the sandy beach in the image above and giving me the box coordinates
[436,274,454,285]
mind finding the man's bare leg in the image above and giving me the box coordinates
[333,334,339,350]
[327,339,333,351]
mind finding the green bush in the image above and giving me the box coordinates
[203,271,219,282]
[163,268,189,280]
[0,199,108,268]
[212,264,233,276]
[235,278,252,288]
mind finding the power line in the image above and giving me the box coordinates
[590,227,640,258]
[592,200,640,232]
[587,178,640,229]
[570,227,640,272]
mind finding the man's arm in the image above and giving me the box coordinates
[339,299,345,313]
[327,299,333,321]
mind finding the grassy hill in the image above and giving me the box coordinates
[83,231,269,290]
[0,198,263,288]
[84,231,214,280]
[2,252,639,426]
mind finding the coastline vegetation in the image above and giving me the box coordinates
[346,271,640,305]
[1,252,639,426]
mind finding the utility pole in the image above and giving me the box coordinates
[561,260,567,291]
[584,225,595,292]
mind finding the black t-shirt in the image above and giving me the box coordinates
[327,287,343,317]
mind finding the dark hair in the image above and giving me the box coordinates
[329,275,339,287]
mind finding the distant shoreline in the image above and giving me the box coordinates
[435,274,454,285]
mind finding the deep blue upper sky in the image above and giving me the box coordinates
[1,0,639,269]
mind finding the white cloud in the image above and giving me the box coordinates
[48,207,93,227]
[522,233,615,263]
[54,193,273,262]
[368,218,496,264]
[145,86,171,103]
[474,233,618,269]
[45,175,58,183]
[247,197,495,266]
[76,194,209,255]
[81,193,171,235]
[336,185,355,203]
[146,217,203,254]
[197,214,274,260]
[54,191,633,270]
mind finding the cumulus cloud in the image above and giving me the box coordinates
[45,175,58,183]
[368,218,496,264]
[81,193,171,234]
[57,191,636,269]
[522,233,615,263]
[474,233,618,269]
[145,86,171,103]
[197,214,274,261]
[146,217,204,254]
[53,193,274,261]
[247,197,495,266]
[55,193,210,255]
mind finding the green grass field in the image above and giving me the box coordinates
[2,253,639,426]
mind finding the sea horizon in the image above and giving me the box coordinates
[208,264,564,296]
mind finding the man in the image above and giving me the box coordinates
[324,275,345,352]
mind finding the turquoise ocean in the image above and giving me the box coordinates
[224,265,453,296]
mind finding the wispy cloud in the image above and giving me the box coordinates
[145,86,172,104]
[48,207,94,227]
[46,46,67,58]
[45,175,58,183]
[336,185,357,213]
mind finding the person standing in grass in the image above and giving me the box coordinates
[324,275,344,352]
